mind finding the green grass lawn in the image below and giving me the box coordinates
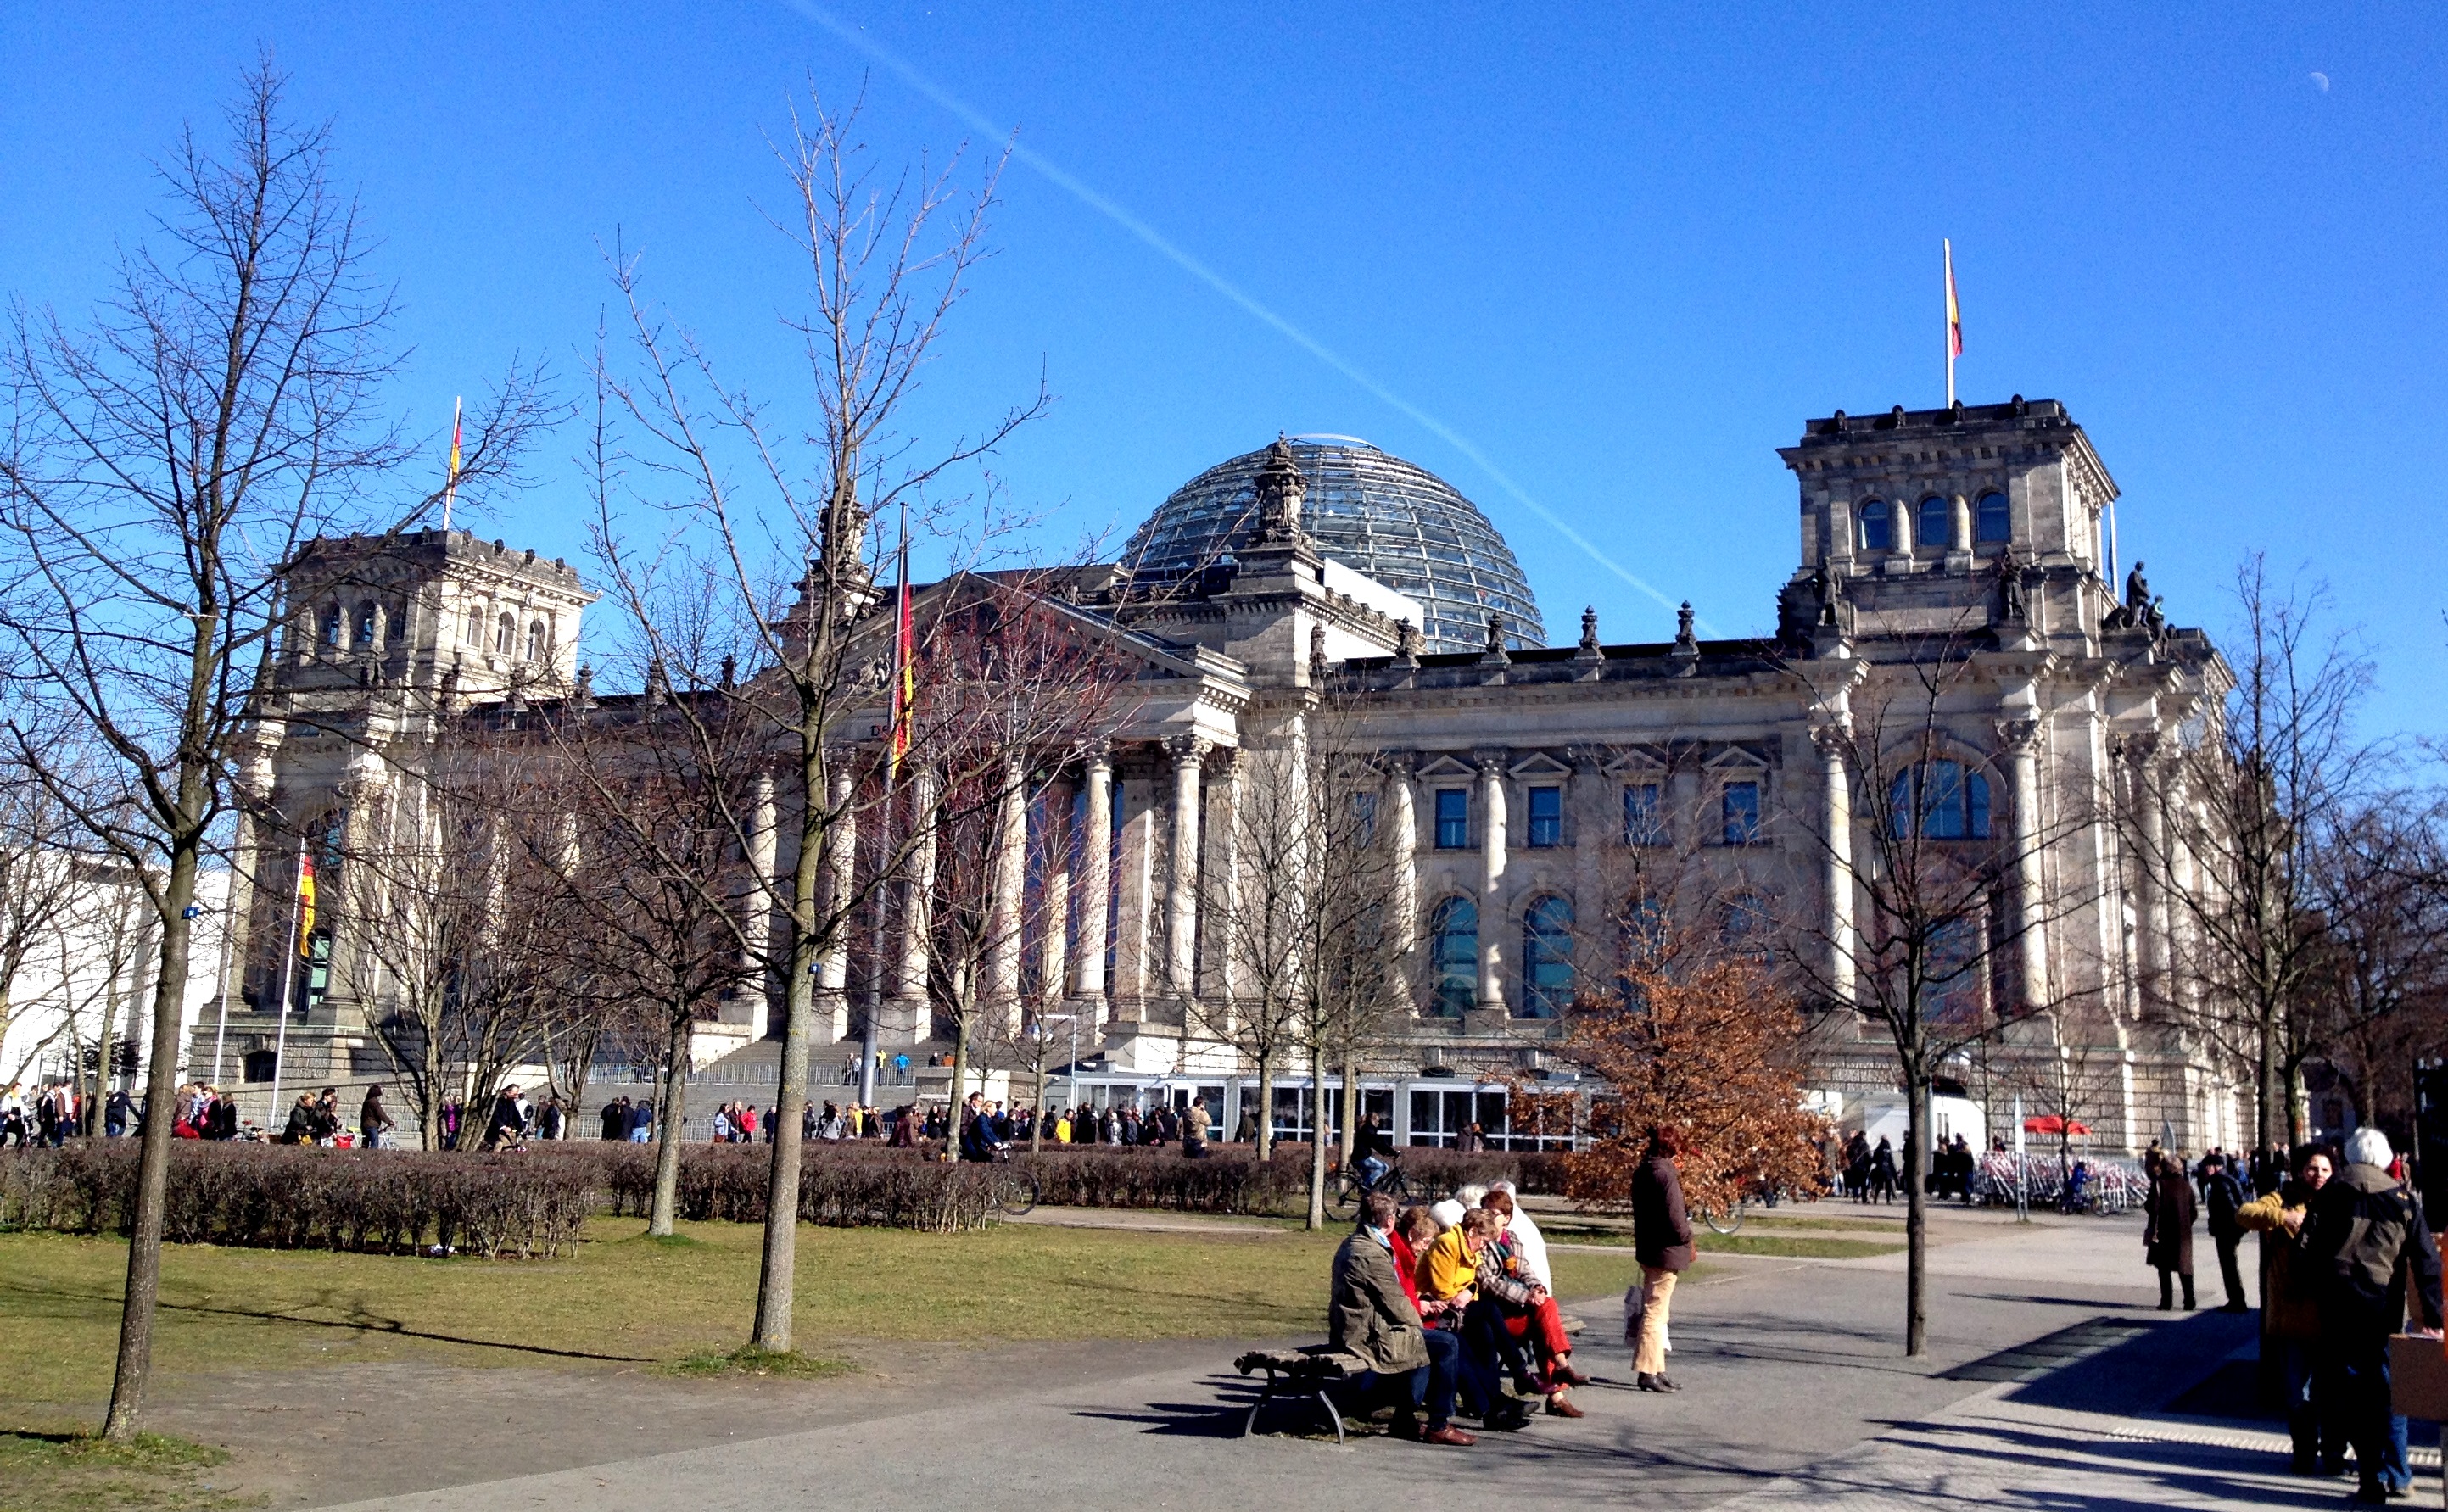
[0,1219,1646,1410]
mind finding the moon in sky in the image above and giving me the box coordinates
[2311,71,2331,92]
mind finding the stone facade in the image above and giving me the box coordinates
[203,404,2246,1154]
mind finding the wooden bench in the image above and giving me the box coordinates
[1232,1345,1369,1443]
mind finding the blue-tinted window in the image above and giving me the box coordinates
[1858,499,1891,551]
[1428,897,1478,1017]
[1526,785,1562,848]
[1975,491,2010,544]
[1924,918,1984,1029]
[1919,496,1953,551]
[1722,893,1771,954]
[1434,789,1469,850]
[1350,790,1378,847]
[1623,783,1665,846]
[1721,781,1762,845]
[1521,896,1574,1018]
[1887,761,1992,840]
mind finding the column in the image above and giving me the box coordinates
[1039,774,1072,1009]
[1166,735,1208,1007]
[985,755,1027,1029]
[1073,747,1112,1017]
[1112,762,1154,1019]
[813,763,852,1041]
[1386,755,1417,964]
[1474,750,1509,1019]
[745,767,783,1037]
[1811,723,1857,1008]
[2124,735,2174,1018]
[886,763,937,1042]
[1998,717,2049,1012]
[1206,749,1243,1008]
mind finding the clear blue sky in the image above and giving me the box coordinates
[6,3,2442,736]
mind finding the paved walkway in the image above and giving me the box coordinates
[297,1208,2378,1511]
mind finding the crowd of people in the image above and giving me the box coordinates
[2139,1130,2442,1504]
[1330,1124,1692,1446]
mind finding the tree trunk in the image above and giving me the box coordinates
[2258,999,2283,1152]
[101,838,201,1439]
[1031,1053,1045,1153]
[751,745,833,1355]
[1255,1050,1274,1163]
[1306,1039,1328,1230]
[945,1011,970,1162]
[648,1013,691,1236]
[1338,1047,1360,1176]
[1903,1063,1929,1358]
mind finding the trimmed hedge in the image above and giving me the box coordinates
[0,1138,1574,1259]
[0,1141,593,1258]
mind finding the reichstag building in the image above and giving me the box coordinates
[203,398,2239,1156]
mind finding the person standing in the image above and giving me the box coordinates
[2144,1151,2199,1310]
[1182,1096,1210,1158]
[2238,1145,2340,1474]
[2199,1152,2249,1313]
[359,1085,395,1150]
[1630,1124,1696,1393]
[2304,1128,2443,1504]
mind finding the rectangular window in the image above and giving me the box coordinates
[1722,781,1762,845]
[1623,782,1665,846]
[1526,785,1562,848]
[1350,790,1378,846]
[1434,789,1469,849]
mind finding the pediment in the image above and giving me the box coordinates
[1506,751,1572,779]
[1414,754,1477,781]
[1703,745,1771,772]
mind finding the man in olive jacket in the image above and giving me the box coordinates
[2304,1128,2442,1504]
[1331,1191,1474,1445]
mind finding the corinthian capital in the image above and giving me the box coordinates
[1992,717,2043,755]
[1166,733,1211,769]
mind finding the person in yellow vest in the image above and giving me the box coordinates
[1054,1109,1073,1144]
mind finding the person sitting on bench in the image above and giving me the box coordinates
[1333,1191,1475,1446]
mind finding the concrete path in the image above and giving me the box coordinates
[301,1208,2361,1511]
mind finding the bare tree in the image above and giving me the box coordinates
[2303,795,2448,1140]
[1780,629,2099,1356]
[0,61,549,1435]
[2135,558,2376,1152]
[0,763,100,1085]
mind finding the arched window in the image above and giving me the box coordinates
[320,604,343,648]
[464,606,483,647]
[1857,499,1891,551]
[1428,897,1478,1018]
[1924,918,1986,1029]
[1975,490,2010,544]
[1888,760,1992,840]
[353,602,377,649]
[1520,895,1573,1018]
[526,619,546,661]
[495,613,515,656]
[1919,497,1953,552]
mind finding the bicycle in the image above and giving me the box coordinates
[984,1152,1040,1218]
[1327,1152,1414,1215]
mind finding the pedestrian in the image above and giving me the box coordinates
[1183,1096,1211,1158]
[601,1096,629,1141]
[2303,1128,2442,1504]
[1629,1124,1696,1393]
[2143,1150,2198,1310]
[2237,1144,2340,1474]
[2199,1151,2248,1313]
[360,1085,395,1150]
[629,1099,653,1143]
[1867,1137,1898,1203]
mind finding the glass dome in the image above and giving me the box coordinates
[1123,436,1545,653]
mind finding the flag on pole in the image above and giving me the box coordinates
[442,396,464,530]
[295,854,317,957]
[1945,240,1963,360]
[886,532,914,778]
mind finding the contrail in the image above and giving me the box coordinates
[780,0,1714,637]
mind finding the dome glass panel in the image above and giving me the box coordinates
[1123,436,1545,653]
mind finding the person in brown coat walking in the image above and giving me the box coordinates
[1630,1124,1697,1392]
[2144,1151,2199,1310]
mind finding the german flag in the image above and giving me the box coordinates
[295,854,316,957]
[886,536,914,779]
[1945,239,1964,360]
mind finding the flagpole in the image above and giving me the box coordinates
[440,396,463,532]
[1943,239,1957,408]
[265,838,306,1133]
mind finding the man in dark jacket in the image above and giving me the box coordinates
[1332,1191,1473,1446]
[1631,1125,1696,1393]
[2199,1152,2249,1313]
[2304,1129,2444,1504]
[2143,1151,2198,1310]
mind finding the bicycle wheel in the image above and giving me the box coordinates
[1703,1199,1747,1236]
[999,1172,1040,1218]
[1327,1173,1357,1215]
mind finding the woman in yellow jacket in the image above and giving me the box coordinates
[1413,1206,1521,1428]
[2235,1147,2335,1474]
